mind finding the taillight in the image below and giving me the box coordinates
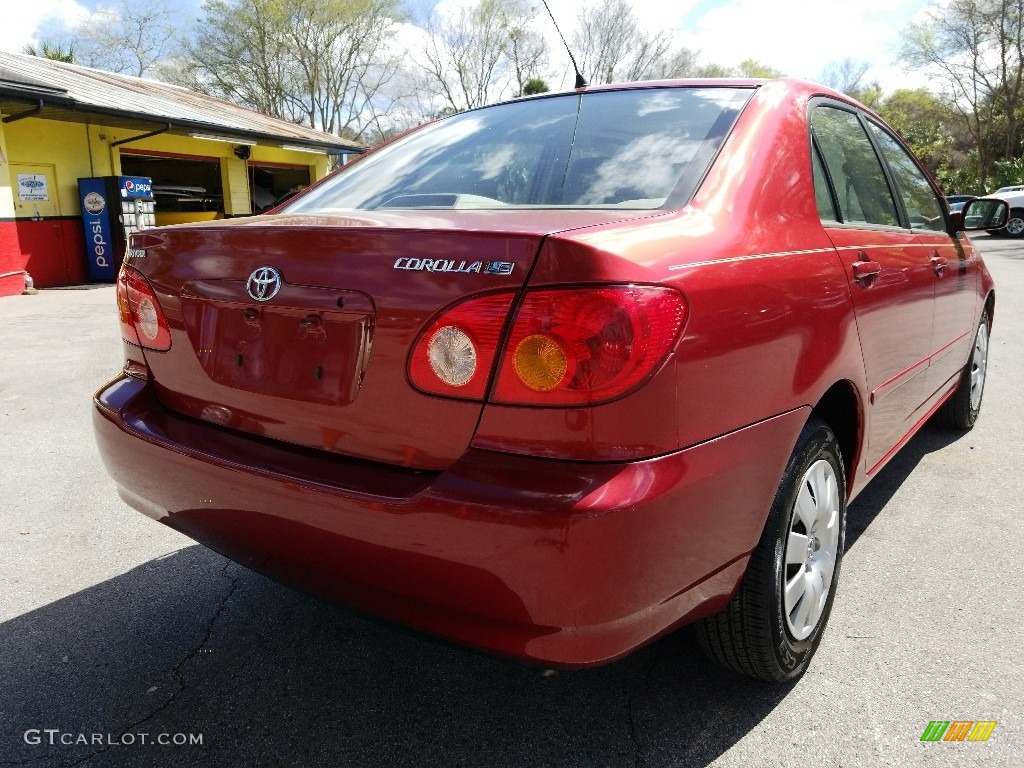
[493,286,686,406]
[409,292,516,399]
[409,285,686,406]
[116,266,171,351]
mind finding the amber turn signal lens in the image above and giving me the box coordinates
[513,334,568,391]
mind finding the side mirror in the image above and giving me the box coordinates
[957,198,1009,232]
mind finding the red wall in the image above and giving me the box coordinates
[0,218,87,297]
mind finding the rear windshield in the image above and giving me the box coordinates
[286,87,753,213]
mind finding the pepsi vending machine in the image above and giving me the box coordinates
[78,176,156,282]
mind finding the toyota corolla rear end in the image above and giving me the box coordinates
[93,82,809,665]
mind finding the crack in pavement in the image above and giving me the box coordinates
[627,649,665,768]
[62,560,241,768]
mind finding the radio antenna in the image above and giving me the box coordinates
[539,0,587,89]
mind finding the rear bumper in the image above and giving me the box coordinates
[93,374,808,666]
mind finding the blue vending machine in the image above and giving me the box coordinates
[78,176,156,282]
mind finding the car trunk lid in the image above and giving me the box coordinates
[130,210,660,470]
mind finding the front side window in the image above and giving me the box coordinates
[811,106,900,227]
[867,122,947,232]
[286,87,753,212]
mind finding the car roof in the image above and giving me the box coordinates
[501,76,849,104]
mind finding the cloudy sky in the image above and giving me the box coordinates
[1,0,932,92]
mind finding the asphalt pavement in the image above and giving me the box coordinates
[1,235,1021,768]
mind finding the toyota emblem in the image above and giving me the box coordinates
[247,266,282,302]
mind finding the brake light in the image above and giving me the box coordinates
[116,266,171,351]
[409,292,516,399]
[409,285,686,406]
[492,286,686,405]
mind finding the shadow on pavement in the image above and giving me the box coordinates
[2,545,797,768]
[845,422,966,550]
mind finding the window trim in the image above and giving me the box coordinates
[806,97,953,236]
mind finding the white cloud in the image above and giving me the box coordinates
[521,0,933,93]
[0,0,90,54]
[673,0,932,90]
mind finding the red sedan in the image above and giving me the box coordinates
[94,79,1001,681]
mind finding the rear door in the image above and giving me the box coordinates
[811,104,936,471]
[864,120,979,401]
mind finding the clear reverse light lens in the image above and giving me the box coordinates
[428,326,477,387]
[137,297,160,341]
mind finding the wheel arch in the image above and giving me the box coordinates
[810,380,862,498]
[1006,207,1024,236]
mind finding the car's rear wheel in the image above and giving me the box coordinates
[1005,208,1024,237]
[695,418,846,681]
[937,310,989,430]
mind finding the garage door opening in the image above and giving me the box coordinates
[120,151,224,226]
[251,163,311,213]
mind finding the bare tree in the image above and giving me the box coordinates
[648,47,701,79]
[171,0,293,119]
[282,0,404,138]
[62,0,180,77]
[571,0,672,84]
[173,0,404,143]
[503,1,549,97]
[820,58,871,95]
[420,0,546,113]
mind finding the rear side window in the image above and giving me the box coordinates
[867,122,947,232]
[287,87,753,212]
[811,144,838,222]
[811,106,900,227]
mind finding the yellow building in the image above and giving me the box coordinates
[0,51,360,296]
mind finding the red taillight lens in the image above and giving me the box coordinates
[116,266,171,351]
[492,286,686,405]
[409,292,516,399]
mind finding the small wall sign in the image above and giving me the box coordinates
[17,174,49,202]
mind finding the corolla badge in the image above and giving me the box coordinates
[393,258,515,275]
[247,266,283,302]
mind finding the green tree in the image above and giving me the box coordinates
[735,59,782,78]
[21,42,76,63]
[692,63,734,78]
[901,0,1024,188]
[522,77,549,95]
[877,89,956,167]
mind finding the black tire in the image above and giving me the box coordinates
[1005,208,1024,237]
[695,418,846,682]
[937,310,989,430]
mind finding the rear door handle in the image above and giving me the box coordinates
[852,260,881,286]
[931,255,947,277]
